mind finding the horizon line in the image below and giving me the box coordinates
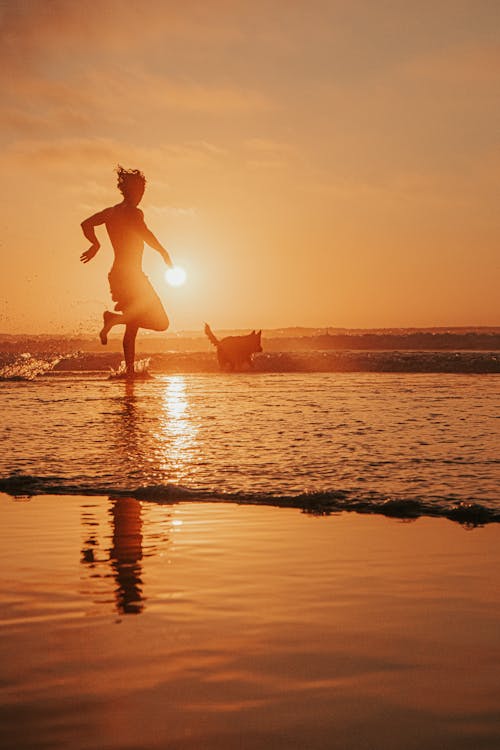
[2,325,500,338]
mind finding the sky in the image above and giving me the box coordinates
[1,0,499,334]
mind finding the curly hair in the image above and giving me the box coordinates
[116,165,146,195]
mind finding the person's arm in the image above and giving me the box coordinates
[138,212,173,267]
[80,209,109,264]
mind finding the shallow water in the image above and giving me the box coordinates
[0,372,498,521]
[1,495,499,750]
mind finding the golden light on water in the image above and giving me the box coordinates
[158,376,199,481]
[165,266,187,287]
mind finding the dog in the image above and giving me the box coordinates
[204,323,262,371]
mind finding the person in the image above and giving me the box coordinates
[80,166,173,376]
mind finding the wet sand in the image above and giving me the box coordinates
[1,494,499,750]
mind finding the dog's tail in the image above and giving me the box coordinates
[204,322,219,348]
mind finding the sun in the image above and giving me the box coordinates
[165,266,187,287]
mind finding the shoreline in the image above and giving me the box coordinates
[1,485,498,526]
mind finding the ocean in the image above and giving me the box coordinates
[0,353,498,523]
[1,351,500,749]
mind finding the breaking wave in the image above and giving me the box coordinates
[1,473,498,527]
[1,350,499,375]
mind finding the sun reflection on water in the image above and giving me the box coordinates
[157,376,199,483]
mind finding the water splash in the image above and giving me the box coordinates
[109,358,152,380]
[0,353,63,381]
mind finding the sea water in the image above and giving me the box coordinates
[1,368,500,750]
[0,370,498,522]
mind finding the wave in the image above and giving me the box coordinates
[1,473,498,527]
[1,350,500,377]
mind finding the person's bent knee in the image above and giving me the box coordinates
[139,310,169,332]
[153,313,169,332]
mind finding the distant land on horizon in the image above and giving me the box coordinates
[2,325,500,338]
[1,327,499,353]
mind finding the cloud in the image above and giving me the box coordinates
[0,103,92,135]
[244,138,294,153]
[5,136,228,178]
[303,165,490,212]
[243,138,297,170]
[1,66,273,152]
[246,159,288,171]
[0,2,275,156]
[0,1,244,68]
[149,205,197,217]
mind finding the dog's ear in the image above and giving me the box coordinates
[251,330,255,335]
[257,330,262,338]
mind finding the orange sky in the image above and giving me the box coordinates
[1,1,499,333]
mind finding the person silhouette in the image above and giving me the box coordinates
[80,166,173,376]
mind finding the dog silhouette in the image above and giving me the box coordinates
[205,323,262,371]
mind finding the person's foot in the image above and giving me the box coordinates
[99,311,114,345]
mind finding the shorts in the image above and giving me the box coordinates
[108,269,169,331]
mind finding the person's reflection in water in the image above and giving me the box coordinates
[122,378,141,466]
[80,504,100,566]
[80,380,176,615]
[109,380,145,614]
[109,497,144,615]
[79,497,146,616]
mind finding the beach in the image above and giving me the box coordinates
[1,495,499,750]
[1,368,499,748]
[3,0,500,746]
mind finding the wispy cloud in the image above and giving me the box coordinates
[1,0,499,331]
[0,1,244,67]
[244,138,294,154]
[2,68,272,146]
[149,205,197,217]
[243,138,296,170]
[6,136,227,170]
[0,1,274,157]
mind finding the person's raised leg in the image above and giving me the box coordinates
[123,323,139,376]
[100,311,123,345]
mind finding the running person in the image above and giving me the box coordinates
[80,166,173,376]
